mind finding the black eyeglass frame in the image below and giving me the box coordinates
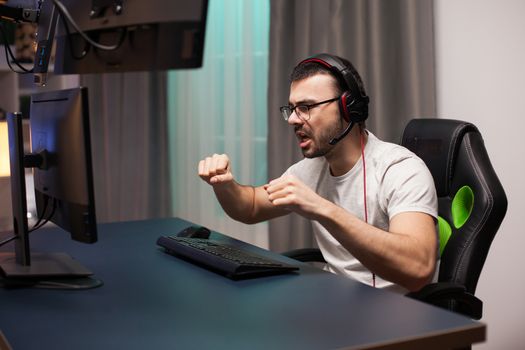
[280,96,340,121]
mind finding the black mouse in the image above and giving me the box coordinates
[177,225,211,239]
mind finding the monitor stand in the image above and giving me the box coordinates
[0,113,102,290]
[0,252,102,289]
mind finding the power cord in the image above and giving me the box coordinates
[29,198,56,232]
[58,11,89,60]
[0,198,57,248]
[0,22,34,74]
[52,0,126,52]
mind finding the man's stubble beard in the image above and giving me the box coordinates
[302,119,345,159]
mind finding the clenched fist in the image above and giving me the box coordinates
[198,154,234,185]
[264,175,328,220]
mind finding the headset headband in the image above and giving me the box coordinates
[299,53,367,101]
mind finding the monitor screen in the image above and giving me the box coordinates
[51,0,209,74]
[30,86,97,243]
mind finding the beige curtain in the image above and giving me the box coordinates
[267,0,436,252]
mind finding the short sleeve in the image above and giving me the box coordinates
[379,156,438,220]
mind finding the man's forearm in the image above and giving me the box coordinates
[212,181,256,224]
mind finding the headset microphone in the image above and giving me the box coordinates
[329,121,355,145]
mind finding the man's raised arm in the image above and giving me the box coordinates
[198,153,288,224]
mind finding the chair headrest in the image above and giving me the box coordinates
[401,119,479,196]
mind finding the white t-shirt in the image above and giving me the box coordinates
[283,131,438,293]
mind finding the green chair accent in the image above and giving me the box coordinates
[438,185,474,255]
[437,216,452,256]
[452,186,474,229]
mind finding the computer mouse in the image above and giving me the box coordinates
[177,225,211,239]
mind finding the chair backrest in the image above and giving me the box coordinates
[402,118,507,295]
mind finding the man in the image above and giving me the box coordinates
[198,54,437,293]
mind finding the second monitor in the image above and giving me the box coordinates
[0,87,99,288]
[31,87,97,244]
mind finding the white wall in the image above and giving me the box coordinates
[434,1,525,348]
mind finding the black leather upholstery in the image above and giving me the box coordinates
[401,119,478,197]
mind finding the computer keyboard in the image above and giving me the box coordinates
[157,236,299,280]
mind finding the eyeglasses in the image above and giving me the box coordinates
[279,97,340,121]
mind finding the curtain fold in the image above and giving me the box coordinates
[268,0,436,252]
[80,72,171,222]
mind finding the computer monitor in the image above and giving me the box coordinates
[31,87,97,243]
[0,87,101,289]
[2,1,209,83]
[39,0,208,79]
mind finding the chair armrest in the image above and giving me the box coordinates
[406,282,483,320]
[282,248,326,263]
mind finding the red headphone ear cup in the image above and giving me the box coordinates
[338,92,351,122]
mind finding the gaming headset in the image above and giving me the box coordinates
[298,53,370,145]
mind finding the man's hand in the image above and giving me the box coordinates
[264,175,329,220]
[198,154,234,185]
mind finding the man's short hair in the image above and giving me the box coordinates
[290,61,344,96]
[290,55,365,97]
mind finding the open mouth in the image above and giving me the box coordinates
[296,131,312,148]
